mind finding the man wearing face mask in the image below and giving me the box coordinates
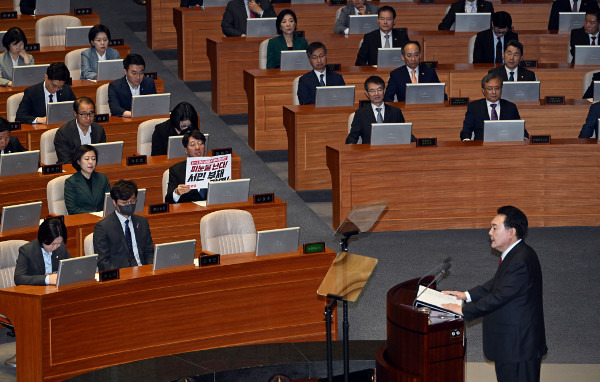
[151,102,200,156]
[165,130,208,204]
[94,179,154,271]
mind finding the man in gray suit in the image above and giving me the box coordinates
[334,0,378,34]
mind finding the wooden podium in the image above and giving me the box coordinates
[376,278,465,382]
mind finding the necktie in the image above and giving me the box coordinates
[376,107,383,123]
[411,70,417,84]
[499,257,502,266]
[572,0,578,12]
[592,36,597,45]
[124,219,138,266]
[490,104,498,120]
[509,71,515,81]
[495,40,503,64]
[471,2,476,13]
[48,94,53,103]
[384,35,390,49]
[319,73,325,86]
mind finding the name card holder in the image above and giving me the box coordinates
[42,164,62,175]
[530,135,551,144]
[253,193,274,204]
[144,72,157,80]
[8,122,21,131]
[0,12,17,19]
[303,242,325,254]
[94,114,109,123]
[25,44,40,52]
[149,203,169,214]
[75,8,93,15]
[450,97,469,106]
[199,252,220,267]
[212,147,232,156]
[544,96,565,105]
[99,269,120,282]
[416,138,437,147]
[109,39,124,47]
[126,155,147,166]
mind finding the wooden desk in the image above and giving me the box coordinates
[0,246,336,381]
[0,44,130,65]
[284,101,590,191]
[326,139,600,231]
[0,12,101,44]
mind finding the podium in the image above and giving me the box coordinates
[376,278,465,382]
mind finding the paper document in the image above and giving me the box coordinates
[416,285,463,315]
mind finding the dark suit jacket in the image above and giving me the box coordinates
[16,81,77,124]
[460,98,527,140]
[221,0,277,37]
[14,239,71,285]
[2,136,26,153]
[578,101,600,137]
[473,29,519,64]
[346,103,413,144]
[94,212,154,271]
[181,0,203,6]
[548,0,599,30]
[297,69,346,105]
[355,28,409,66]
[570,27,597,63]
[54,119,107,164]
[19,0,35,15]
[462,241,547,363]
[384,65,443,102]
[152,119,182,156]
[165,160,207,203]
[438,0,494,31]
[266,35,308,69]
[64,171,111,215]
[107,76,157,117]
[487,65,537,81]
[334,2,379,34]
[582,71,600,99]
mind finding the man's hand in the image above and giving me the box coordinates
[248,0,263,15]
[441,303,463,315]
[357,5,367,15]
[442,290,467,300]
[47,273,57,285]
[175,184,191,196]
[122,111,132,118]
[36,116,47,124]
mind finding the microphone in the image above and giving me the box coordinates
[412,258,452,308]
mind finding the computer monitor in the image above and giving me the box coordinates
[483,120,525,142]
[65,26,92,47]
[593,81,600,102]
[280,50,311,71]
[291,0,322,4]
[206,178,250,206]
[11,64,49,88]
[574,46,600,65]
[315,86,355,107]
[0,151,40,177]
[377,48,404,68]
[56,256,98,289]
[203,0,229,7]
[501,81,540,103]
[152,240,196,271]
[167,133,209,159]
[102,189,146,216]
[349,15,378,35]
[97,59,124,81]
[559,12,585,31]
[47,101,74,125]
[405,83,446,104]
[246,18,277,38]
[0,201,42,234]
[255,227,300,256]
[370,123,413,146]
[455,13,491,32]
[131,93,171,118]
[36,0,70,15]
[91,141,124,166]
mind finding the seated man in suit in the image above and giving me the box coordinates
[108,53,157,118]
[473,11,518,64]
[355,6,409,66]
[16,62,76,124]
[19,0,35,15]
[297,42,346,105]
[578,101,600,137]
[166,130,208,204]
[488,40,536,82]
[384,40,444,102]
[334,0,378,35]
[221,0,277,37]
[0,117,26,154]
[461,73,528,141]
[438,0,494,31]
[94,179,154,271]
[346,75,414,144]
[548,0,599,30]
[570,10,600,64]
[54,97,107,164]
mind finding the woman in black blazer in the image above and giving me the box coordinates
[64,145,111,215]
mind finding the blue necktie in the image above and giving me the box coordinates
[319,74,325,86]
[376,107,383,123]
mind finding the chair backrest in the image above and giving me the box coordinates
[83,233,95,256]
[200,209,257,255]
[347,112,361,144]
[35,15,82,47]
[468,35,477,64]
[292,76,301,105]
[567,43,573,64]
[583,70,600,97]
[96,84,110,115]
[137,118,169,155]
[12,0,20,15]
[335,6,343,22]
[65,48,86,80]
[6,92,24,122]
[47,174,70,216]
[162,169,169,201]
[0,240,28,289]
[259,39,269,70]
[40,127,58,165]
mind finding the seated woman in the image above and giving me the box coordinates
[81,24,121,80]
[64,145,111,215]
[151,101,200,156]
[0,27,34,87]
[266,9,308,69]
[14,217,71,286]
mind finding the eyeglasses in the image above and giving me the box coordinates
[367,87,384,94]
[77,112,95,118]
[310,54,326,60]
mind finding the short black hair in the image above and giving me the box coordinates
[182,129,206,148]
[585,9,600,18]
[364,75,385,91]
[38,217,68,246]
[2,27,27,51]
[88,24,111,45]
[276,9,297,35]
[46,62,70,82]
[505,39,523,55]
[110,179,138,202]
[491,11,513,29]
[170,102,199,131]
[73,96,95,112]
[378,5,396,19]
[497,205,528,240]
[0,116,10,133]
[306,41,327,56]
[71,144,98,171]
[123,53,145,70]
[402,40,421,52]
[481,72,503,88]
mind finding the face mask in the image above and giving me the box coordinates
[118,203,136,216]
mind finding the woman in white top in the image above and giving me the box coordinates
[80,24,121,80]
[0,27,34,87]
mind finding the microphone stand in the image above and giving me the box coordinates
[324,294,349,382]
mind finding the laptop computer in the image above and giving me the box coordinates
[46,101,75,125]
[255,227,300,256]
[131,93,171,118]
[0,201,42,234]
[349,15,378,35]
[97,59,124,81]
[377,48,404,68]
[280,50,311,71]
[152,239,196,271]
[246,18,277,38]
[0,151,39,177]
[167,133,209,159]
[405,83,446,104]
[574,46,600,65]
[206,178,250,206]
[454,13,491,32]
[102,188,146,216]
[483,120,525,142]
[90,141,124,166]
[11,64,49,87]
[559,12,585,31]
[55,255,98,289]
[315,86,355,107]
[593,81,600,102]
[203,0,230,7]
[370,123,413,146]
[65,26,92,47]
[36,0,70,15]
[501,81,540,103]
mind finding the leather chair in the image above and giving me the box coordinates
[40,128,58,165]
[96,84,110,115]
[137,118,168,156]
[6,92,24,122]
[64,48,86,80]
[35,15,82,47]
[259,39,269,69]
[83,233,95,257]
[468,35,477,64]
[347,112,361,144]
[46,175,71,215]
[292,76,300,105]
[12,0,20,15]
[200,209,257,255]
[162,169,169,202]
[582,70,600,97]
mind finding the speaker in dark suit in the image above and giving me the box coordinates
[165,130,208,204]
[221,0,277,37]
[438,0,494,31]
[570,15,600,64]
[548,0,599,30]
[355,6,409,66]
[54,116,107,164]
[297,42,346,105]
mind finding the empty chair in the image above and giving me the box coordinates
[96,84,110,115]
[200,209,257,255]
[46,175,70,215]
[84,233,95,256]
[137,118,168,156]
[40,128,58,165]
[6,92,24,123]
[35,15,82,47]
[292,76,300,105]
[64,48,86,80]
[258,39,269,70]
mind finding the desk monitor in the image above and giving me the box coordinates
[91,141,123,166]
[46,101,74,125]
[206,178,250,206]
[36,0,70,15]
[0,201,42,234]
[56,255,98,289]
[153,239,196,271]
[454,13,491,32]
[0,151,40,177]
[574,46,600,65]
[255,227,300,256]
[167,133,209,159]
[501,81,540,103]
[203,0,229,7]
[246,18,277,38]
[97,59,124,81]
[131,93,171,118]
[65,26,92,47]
[291,0,322,3]
[593,81,600,102]
[349,15,378,35]
[103,188,146,217]
[405,83,446,104]
[370,123,413,146]
[377,48,404,68]
[483,120,525,142]
[315,85,355,107]
[280,50,311,71]
[11,64,49,87]
[559,12,585,31]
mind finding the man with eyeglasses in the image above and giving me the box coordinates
[94,179,155,271]
[460,73,527,141]
[16,62,76,124]
[473,11,518,64]
[53,97,106,164]
[165,130,208,204]
[297,42,346,105]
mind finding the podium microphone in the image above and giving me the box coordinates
[414,257,452,290]
[412,259,452,308]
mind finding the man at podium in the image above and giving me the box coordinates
[442,206,547,382]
